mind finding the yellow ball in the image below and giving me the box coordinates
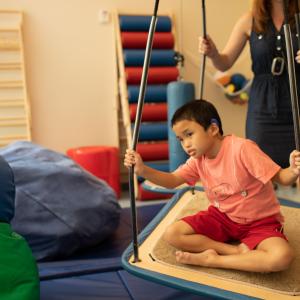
[240,92,249,101]
[226,84,235,93]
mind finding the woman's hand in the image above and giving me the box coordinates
[289,150,300,176]
[124,149,145,176]
[198,35,219,59]
[295,50,300,64]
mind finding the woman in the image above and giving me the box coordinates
[199,0,300,169]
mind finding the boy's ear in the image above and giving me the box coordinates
[209,123,219,136]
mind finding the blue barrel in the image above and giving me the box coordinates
[145,161,169,172]
[138,161,169,182]
[128,85,167,103]
[133,123,168,141]
[119,15,172,32]
[123,50,176,67]
[167,81,195,171]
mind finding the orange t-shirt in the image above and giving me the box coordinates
[175,135,283,224]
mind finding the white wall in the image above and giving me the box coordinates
[0,0,251,152]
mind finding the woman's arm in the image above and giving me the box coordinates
[199,12,252,71]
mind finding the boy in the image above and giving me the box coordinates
[124,100,300,273]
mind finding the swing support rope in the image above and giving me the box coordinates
[295,0,300,49]
[283,0,300,150]
[129,0,160,263]
[199,0,207,99]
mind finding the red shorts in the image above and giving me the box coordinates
[182,205,287,250]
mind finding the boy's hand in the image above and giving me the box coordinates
[289,150,300,176]
[124,149,144,176]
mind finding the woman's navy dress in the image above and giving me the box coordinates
[247,21,300,168]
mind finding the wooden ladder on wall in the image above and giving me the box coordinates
[0,10,31,147]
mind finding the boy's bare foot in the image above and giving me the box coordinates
[175,249,218,267]
[237,243,250,254]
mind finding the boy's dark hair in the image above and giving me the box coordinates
[171,99,223,135]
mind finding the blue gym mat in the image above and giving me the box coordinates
[134,123,168,141]
[119,15,172,32]
[128,85,167,103]
[39,203,164,280]
[40,270,209,300]
[39,202,210,299]
[123,50,176,66]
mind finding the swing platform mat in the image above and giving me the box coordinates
[122,189,300,299]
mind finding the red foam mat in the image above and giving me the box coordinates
[67,146,120,198]
[121,32,174,49]
[130,103,167,122]
[138,184,173,201]
[126,67,179,84]
[137,141,169,161]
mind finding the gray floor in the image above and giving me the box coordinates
[276,184,300,202]
[119,184,300,208]
[119,190,169,208]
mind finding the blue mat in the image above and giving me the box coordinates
[39,202,209,300]
[39,203,164,280]
[40,272,130,300]
[128,85,167,103]
[124,50,176,66]
[40,270,208,300]
[119,15,172,32]
[135,123,168,141]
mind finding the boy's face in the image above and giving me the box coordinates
[172,119,218,158]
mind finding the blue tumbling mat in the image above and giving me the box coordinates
[39,204,164,280]
[118,270,209,300]
[40,270,209,300]
[123,50,176,67]
[134,123,168,141]
[40,272,130,300]
[128,85,167,103]
[39,202,210,300]
[119,15,172,32]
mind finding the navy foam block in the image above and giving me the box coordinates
[119,15,172,32]
[123,50,176,67]
[134,123,168,141]
[128,85,167,103]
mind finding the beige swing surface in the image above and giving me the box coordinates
[127,190,300,299]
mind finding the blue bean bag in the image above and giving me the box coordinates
[0,141,121,261]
